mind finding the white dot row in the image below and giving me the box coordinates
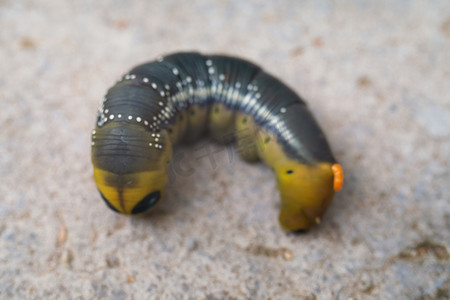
[99,112,171,129]
[91,128,164,149]
[149,142,163,149]
[120,74,171,97]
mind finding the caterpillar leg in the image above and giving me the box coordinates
[166,112,188,144]
[184,104,209,143]
[208,103,236,144]
[234,113,260,162]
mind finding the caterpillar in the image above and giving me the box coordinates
[91,52,343,231]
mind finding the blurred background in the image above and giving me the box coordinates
[1,0,449,299]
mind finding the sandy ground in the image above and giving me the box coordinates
[1,0,449,299]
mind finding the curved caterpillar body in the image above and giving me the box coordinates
[91,52,343,231]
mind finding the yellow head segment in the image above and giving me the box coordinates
[93,168,168,215]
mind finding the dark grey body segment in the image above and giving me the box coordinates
[205,55,261,108]
[92,124,166,174]
[162,52,212,106]
[92,52,336,172]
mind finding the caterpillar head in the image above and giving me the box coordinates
[91,123,172,215]
[275,161,343,231]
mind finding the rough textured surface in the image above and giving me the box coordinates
[1,0,449,299]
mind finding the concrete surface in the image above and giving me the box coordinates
[1,0,449,299]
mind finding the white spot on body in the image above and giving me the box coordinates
[136,117,142,122]
[152,83,157,89]
[143,77,149,83]
[280,107,287,113]
[128,115,133,120]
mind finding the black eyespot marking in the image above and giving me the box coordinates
[264,137,271,144]
[190,110,195,116]
[286,170,294,174]
[214,106,220,114]
[131,191,161,214]
[242,117,247,124]
[99,191,120,213]
[168,128,173,133]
